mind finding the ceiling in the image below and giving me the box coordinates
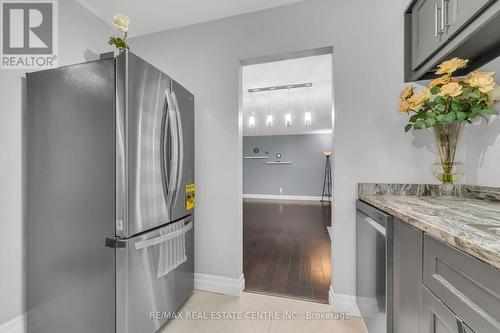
[76,0,304,36]
[242,54,332,136]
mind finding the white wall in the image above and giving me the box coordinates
[129,0,437,299]
[0,0,113,324]
[463,56,500,186]
[6,0,498,325]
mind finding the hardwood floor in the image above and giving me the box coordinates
[243,198,331,304]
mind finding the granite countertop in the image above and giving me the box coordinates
[358,184,500,270]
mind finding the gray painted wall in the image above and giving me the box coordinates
[243,134,332,196]
[0,0,113,325]
[463,56,500,186]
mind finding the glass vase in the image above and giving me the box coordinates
[431,122,465,184]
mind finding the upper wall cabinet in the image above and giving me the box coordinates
[411,0,448,70]
[405,0,500,81]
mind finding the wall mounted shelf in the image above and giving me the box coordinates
[243,156,268,159]
[266,161,292,165]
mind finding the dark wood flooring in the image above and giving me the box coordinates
[243,199,331,304]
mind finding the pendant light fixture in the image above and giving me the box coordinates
[248,93,256,128]
[266,115,273,127]
[304,86,312,125]
[266,91,273,127]
[285,88,292,127]
[248,115,256,128]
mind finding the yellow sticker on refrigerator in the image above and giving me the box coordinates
[186,184,195,210]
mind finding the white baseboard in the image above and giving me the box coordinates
[0,314,25,333]
[243,194,323,201]
[194,273,245,297]
[328,285,361,317]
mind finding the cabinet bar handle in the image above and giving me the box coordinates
[434,4,439,37]
[441,0,449,30]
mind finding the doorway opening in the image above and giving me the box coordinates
[239,48,334,304]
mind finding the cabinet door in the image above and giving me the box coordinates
[393,219,422,333]
[412,0,447,70]
[446,0,495,37]
[420,286,465,333]
[423,235,500,332]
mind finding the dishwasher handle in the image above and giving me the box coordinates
[364,216,386,236]
[356,200,392,227]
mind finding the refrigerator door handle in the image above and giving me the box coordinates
[171,91,184,206]
[134,220,193,250]
[166,89,179,211]
[161,89,176,212]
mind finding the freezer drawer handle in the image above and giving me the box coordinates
[105,237,127,249]
[134,220,193,250]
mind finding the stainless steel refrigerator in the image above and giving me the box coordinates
[26,50,195,333]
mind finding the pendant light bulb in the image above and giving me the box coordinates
[304,111,312,125]
[305,86,312,125]
[248,115,256,128]
[266,114,273,127]
[285,113,292,127]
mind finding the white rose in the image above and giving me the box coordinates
[112,14,129,33]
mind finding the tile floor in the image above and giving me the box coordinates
[160,291,366,333]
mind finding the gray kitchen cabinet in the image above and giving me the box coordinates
[404,0,500,81]
[423,235,500,333]
[357,201,500,333]
[420,286,473,333]
[393,218,422,333]
[446,0,494,37]
[412,0,447,70]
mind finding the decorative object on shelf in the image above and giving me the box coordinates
[108,13,130,50]
[399,58,500,184]
[243,147,267,159]
[321,151,332,203]
[275,152,281,159]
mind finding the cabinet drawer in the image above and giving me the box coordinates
[423,235,500,333]
[420,286,471,333]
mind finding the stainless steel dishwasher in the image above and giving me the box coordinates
[356,200,393,333]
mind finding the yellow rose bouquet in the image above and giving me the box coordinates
[400,58,500,132]
[399,58,500,183]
